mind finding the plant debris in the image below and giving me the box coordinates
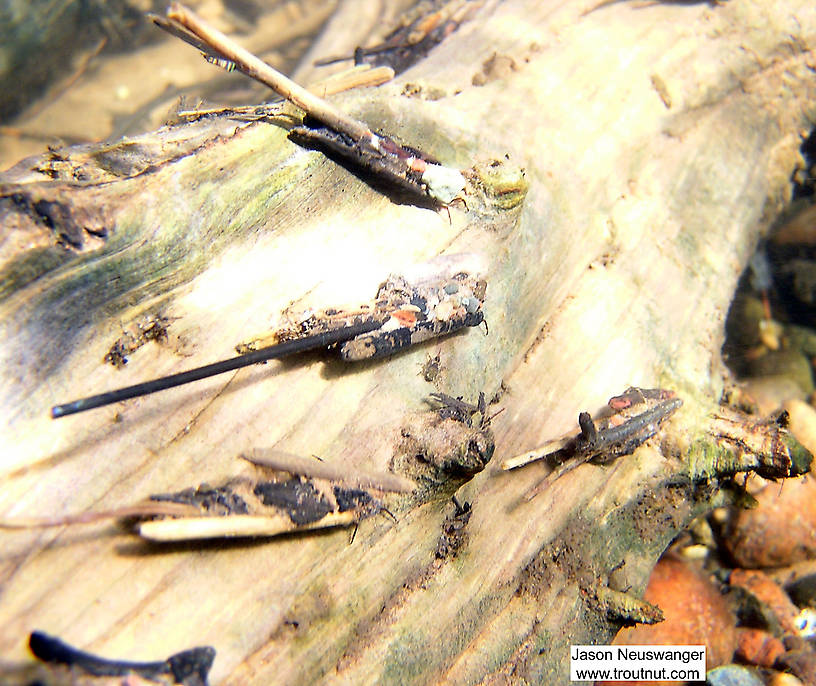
[435,497,473,559]
[237,255,487,362]
[104,313,171,368]
[152,3,466,206]
[398,391,496,478]
[314,1,484,75]
[28,630,215,686]
[687,408,813,481]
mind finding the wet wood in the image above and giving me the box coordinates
[1,0,815,683]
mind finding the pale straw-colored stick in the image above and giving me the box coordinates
[138,511,356,541]
[241,449,416,493]
[166,3,373,143]
[500,434,573,470]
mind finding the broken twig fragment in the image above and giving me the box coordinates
[686,408,812,481]
[29,630,215,685]
[241,449,416,493]
[137,510,357,542]
[155,3,370,141]
[153,4,465,204]
[313,1,483,74]
[0,501,196,529]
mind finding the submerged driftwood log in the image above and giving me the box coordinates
[1,0,815,683]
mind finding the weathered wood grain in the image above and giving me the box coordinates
[1,0,815,683]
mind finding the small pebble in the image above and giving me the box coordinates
[706,665,764,686]
[776,649,816,684]
[434,299,455,321]
[420,164,465,204]
[724,476,816,568]
[768,672,805,686]
[784,398,816,456]
[744,348,814,395]
[729,569,800,635]
[679,544,710,560]
[771,202,816,245]
[462,296,480,314]
[758,318,784,350]
[734,627,785,667]
[741,376,805,415]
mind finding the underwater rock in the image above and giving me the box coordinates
[724,476,816,568]
[767,672,805,686]
[610,557,737,684]
[740,376,805,416]
[744,348,814,395]
[706,664,764,686]
[734,628,785,667]
[776,649,816,685]
[729,569,800,636]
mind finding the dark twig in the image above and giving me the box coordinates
[29,630,215,685]
[51,319,382,418]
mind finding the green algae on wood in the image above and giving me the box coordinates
[684,424,812,482]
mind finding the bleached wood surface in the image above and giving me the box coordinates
[1,0,815,683]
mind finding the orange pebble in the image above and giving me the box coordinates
[725,476,816,568]
[735,627,786,667]
[597,556,737,686]
[729,569,800,635]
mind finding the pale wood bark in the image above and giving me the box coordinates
[1,1,815,684]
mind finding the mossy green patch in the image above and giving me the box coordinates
[2,125,315,396]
